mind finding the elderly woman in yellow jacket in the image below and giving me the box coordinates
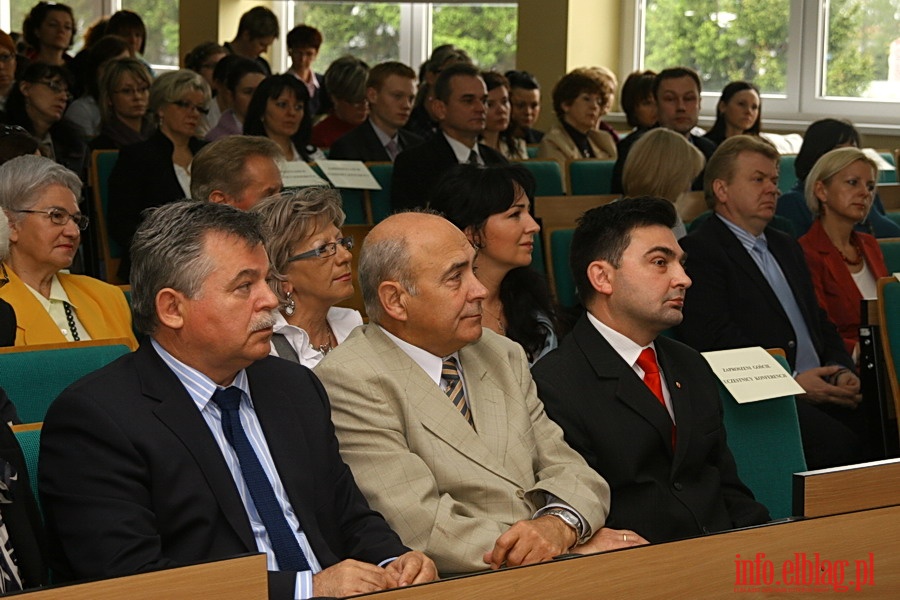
[0,155,137,349]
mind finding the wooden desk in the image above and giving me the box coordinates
[793,458,900,517]
[20,554,267,599]
[362,506,900,599]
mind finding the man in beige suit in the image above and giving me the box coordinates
[315,212,644,576]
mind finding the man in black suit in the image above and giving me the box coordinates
[678,136,865,469]
[39,201,435,599]
[611,67,716,194]
[329,62,422,163]
[533,197,769,544]
[391,62,508,211]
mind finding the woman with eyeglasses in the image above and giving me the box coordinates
[0,155,137,349]
[90,57,153,150]
[251,187,361,367]
[244,75,323,162]
[107,69,209,281]
[4,62,86,175]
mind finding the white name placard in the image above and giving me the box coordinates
[280,161,329,188]
[316,160,381,190]
[701,347,804,404]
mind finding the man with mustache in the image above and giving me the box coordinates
[532,197,769,544]
[315,211,633,576]
[39,201,435,599]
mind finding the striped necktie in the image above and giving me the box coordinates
[441,357,474,428]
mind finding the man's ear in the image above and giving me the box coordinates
[156,288,186,330]
[365,86,378,105]
[586,260,614,297]
[711,179,728,205]
[431,97,447,122]
[207,190,229,205]
[378,281,407,322]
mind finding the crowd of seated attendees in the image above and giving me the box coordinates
[0,1,899,594]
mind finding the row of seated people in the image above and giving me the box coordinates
[0,139,890,595]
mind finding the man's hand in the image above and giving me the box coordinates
[796,366,861,409]
[482,515,577,570]
[572,527,649,554]
[312,559,393,597]
[384,550,438,587]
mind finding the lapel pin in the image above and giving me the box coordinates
[675,381,682,389]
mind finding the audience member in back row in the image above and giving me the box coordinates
[204,57,266,141]
[504,69,544,143]
[391,62,507,211]
[702,81,761,147]
[90,57,154,150]
[63,34,132,141]
[22,2,79,92]
[622,127,705,239]
[108,69,209,281]
[430,163,561,365]
[252,188,363,368]
[223,5,278,76]
[4,62,87,175]
[678,136,866,470]
[244,74,323,163]
[105,10,151,75]
[328,61,422,162]
[0,155,137,349]
[311,55,370,149]
[537,68,617,165]
[799,147,887,359]
[191,135,283,210]
[612,67,716,194]
[480,71,528,161]
[0,30,19,116]
[533,198,770,544]
[404,44,472,140]
[619,70,657,136]
[776,118,900,239]
[585,65,620,144]
[285,25,330,118]
[184,41,227,130]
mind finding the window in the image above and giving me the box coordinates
[626,0,900,126]
[121,0,180,68]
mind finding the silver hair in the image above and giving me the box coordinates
[358,235,418,323]
[0,210,9,261]
[0,155,83,222]
[190,135,282,201]
[149,69,211,126]
[130,200,267,335]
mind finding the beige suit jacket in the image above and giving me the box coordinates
[536,124,617,165]
[314,325,610,575]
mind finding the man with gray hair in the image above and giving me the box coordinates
[190,135,283,210]
[39,200,436,598]
[315,211,634,576]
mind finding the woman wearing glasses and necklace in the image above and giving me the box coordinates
[108,69,209,281]
[0,155,137,349]
[252,187,361,367]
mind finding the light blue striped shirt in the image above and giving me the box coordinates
[151,339,319,600]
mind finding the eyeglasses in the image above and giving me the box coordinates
[13,207,89,231]
[114,85,150,97]
[0,124,28,138]
[287,236,353,262]
[35,79,71,98]
[171,99,210,115]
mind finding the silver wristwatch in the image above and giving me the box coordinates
[542,507,587,546]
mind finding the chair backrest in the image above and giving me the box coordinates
[89,149,122,283]
[877,277,900,446]
[779,155,798,194]
[365,162,394,224]
[878,151,896,184]
[337,189,367,225]
[567,159,616,195]
[719,351,807,519]
[549,229,577,308]
[0,339,132,424]
[521,160,565,196]
[11,423,41,514]
[877,238,900,273]
[676,190,708,225]
[878,183,900,212]
[334,224,374,320]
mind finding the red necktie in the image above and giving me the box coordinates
[637,347,676,448]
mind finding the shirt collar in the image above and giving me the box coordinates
[22,273,73,310]
[586,312,655,369]
[370,120,397,147]
[378,325,461,386]
[442,132,480,164]
[716,213,768,254]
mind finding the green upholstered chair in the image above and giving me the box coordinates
[526,145,539,159]
[568,159,616,195]
[778,155,798,196]
[549,229,577,308]
[877,277,900,448]
[366,162,394,224]
[521,161,565,196]
[0,340,132,424]
[531,233,546,275]
[877,238,900,273]
[336,188,367,225]
[878,152,896,184]
[719,353,807,519]
[90,150,122,282]
[11,425,41,514]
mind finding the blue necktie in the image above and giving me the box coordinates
[211,387,311,572]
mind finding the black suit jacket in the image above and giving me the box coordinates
[0,418,47,589]
[532,315,769,543]
[390,133,508,211]
[107,130,207,280]
[328,120,423,163]
[39,344,408,599]
[611,129,716,194]
[0,298,15,348]
[677,214,852,371]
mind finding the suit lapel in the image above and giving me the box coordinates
[362,121,391,162]
[137,345,257,552]
[655,340,692,470]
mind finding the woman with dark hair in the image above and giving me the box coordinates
[105,10,151,74]
[90,57,153,150]
[430,163,561,364]
[22,2,75,67]
[703,81,761,146]
[776,118,900,238]
[63,35,132,140]
[619,70,657,134]
[184,41,227,133]
[244,74,323,162]
[481,71,528,160]
[205,57,265,141]
[4,62,86,175]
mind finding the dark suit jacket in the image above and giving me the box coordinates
[532,315,769,543]
[0,298,15,348]
[39,344,408,599]
[0,417,48,588]
[328,120,423,163]
[391,133,508,211]
[107,130,206,280]
[678,214,852,372]
[611,129,716,194]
